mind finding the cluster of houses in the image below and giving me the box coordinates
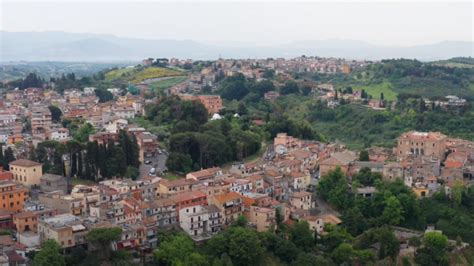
[0,87,147,147]
[0,132,347,263]
[319,131,474,197]
[165,57,367,96]
[0,118,472,263]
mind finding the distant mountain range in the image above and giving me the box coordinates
[1,31,473,62]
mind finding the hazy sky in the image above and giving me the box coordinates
[1,1,472,46]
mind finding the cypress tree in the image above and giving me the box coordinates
[77,152,83,178]
[4,148,15,170]
[71,153,77,177]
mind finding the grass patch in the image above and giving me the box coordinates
[104,66,185,83]
[353,81,398,101]
[469,83,474,92]
[163,172,182,180]
[150,76,187,90]
[130,67,184,83]
[105,67,135,81]
[71,178,96,186]
[130,117,171,136]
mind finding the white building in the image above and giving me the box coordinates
[83,87,96,96]
[50,127,70,141]
[179,204,222,241]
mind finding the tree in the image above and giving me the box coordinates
[359,150,369,161]
[32,240,65,266]
[291,253,333,266]
[280,81,299,95]
[317,167,353,210]
[353,167,381,186]
[342,207,368,236]
[381,196,404,225]
[219,74,249,100]
[451,180,464,206]
[380,92,385,100]
[86,227,122,261]
[331,243,353,265]
[262,69,275,79]
[125,166,139,180]
[237,102,248,116]
[253,80,275,96]
[415,232,449,266]
[154,233,196,265]
[2,147,15,170]
[321,224,353,252]
[166,152,193,173]
[48,105,63,123]
[95,88,113,103]
[74,123,94,143]
[232,215,248,227]
[289,221,314,251]
[226,227,264,266]
[206,227,264,266]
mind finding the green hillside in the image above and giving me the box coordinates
[105,66,186,83]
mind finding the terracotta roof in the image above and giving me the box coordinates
[13,211,35,219]
[213,192,242,203]
[153,198,176,208]
[169,191,207,203]
[320,214,342,225]
[242,196,256,207]
[9,159,41,167]
[160,178,195,187]
[0,235,15,246]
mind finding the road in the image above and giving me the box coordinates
[139,151,168,178]
[313,195,341,217]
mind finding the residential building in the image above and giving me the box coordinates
[179,204,222,241]
[40,174,68,194]
[186,167,223,181]
[9,159,43,187]
[38,214,88,248]
[158,179,195,198]
[168,191,208,220]
[209,192,243,226]
[0,181,28,212]
[247,206,276,232]
[290,191,313,211]
[319,151,357,177]
[264,91,280,101]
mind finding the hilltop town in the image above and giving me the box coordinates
[0,56,472,265]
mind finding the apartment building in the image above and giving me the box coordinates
[209,192,243,226]
[38,214,88,248]
[0,181,28,212]
[290,191,313,211]
[179,204,222,241]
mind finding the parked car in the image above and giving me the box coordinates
[144,160,152,165]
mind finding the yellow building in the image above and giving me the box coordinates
[412,186,429,198]
[9,159,43,186]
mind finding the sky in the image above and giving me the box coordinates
[1,0,473,47]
